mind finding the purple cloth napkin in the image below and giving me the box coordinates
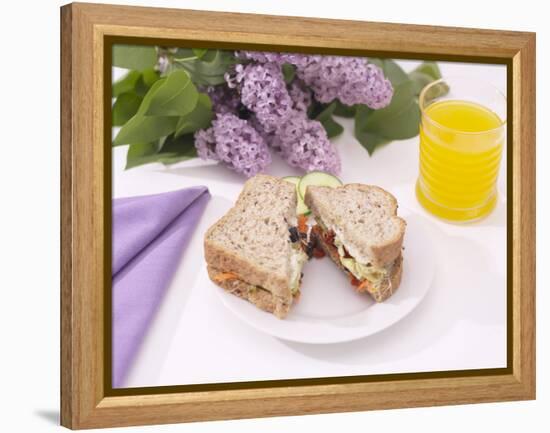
[112,186,210,388]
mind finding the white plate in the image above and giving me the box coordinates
[211,208,435,344]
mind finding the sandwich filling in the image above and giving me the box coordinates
[333,237,392,287]
[289,245,307,293]
[313,221,396,291]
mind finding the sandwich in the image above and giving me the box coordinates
[204,175,308,319]
[305,184,406,302]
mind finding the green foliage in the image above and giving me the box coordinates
[112,93,143,126]
[145,70,198,117]
[112,45,157,71]
[282,63,296,84]
[353,59,442,155]
[113,79,180,146]
[112,44,445,168]
[174,93,213,137]
[159,134,198,163]
[112,49,218,169]
[135,69,161,96]
[315,102,344,138]
[172,49,237,86]
[333,101,357,118]
[125,142,175,169]
[125,135,198,169]
[192,48,208,59]
[369,58,409,85]
[112,71,141,97]
[409,62,443,95]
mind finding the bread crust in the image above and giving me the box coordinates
[207,266,296,319]
[204,174,296,300]
[314,225,403,302]
[204,240,292,301]
[305,184,406,266]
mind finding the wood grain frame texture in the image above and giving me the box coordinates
[60,2,536,429]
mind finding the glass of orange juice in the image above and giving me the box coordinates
[416,76,506,222]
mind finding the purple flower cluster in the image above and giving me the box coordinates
[273,116,341,174]
[234,62,294,133]
[193,50,393,177]
[288,79,312,114]
[236,51,393,108]
[235,51,309,68]
[194,113,271,177]
[226,61,340,174]
[296,55,393,108]
[202,85,240,115]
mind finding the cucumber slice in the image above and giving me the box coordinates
[296,198,310,216]
[298,171,343,199]
[283,176,311,215]
[282,176,300,186]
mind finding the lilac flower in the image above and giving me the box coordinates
[202,85,240,115]
[235,51,284,64]
[194,113,271,177]
[279,53,310,69]
[235,51,310,68]
[248,115,275,147]
[233,62,294,133]
[194,127,218,161]
[234,52,393,109]
[287,79,312,114]
[295,55,393,108]
[272,116,341,175]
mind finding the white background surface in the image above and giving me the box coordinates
[112,61,508,388]
[1,0,547,432]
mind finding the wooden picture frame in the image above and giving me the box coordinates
[60,2,536,429]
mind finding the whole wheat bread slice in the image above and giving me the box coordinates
[305,184,406,267]
[207,266,298,318]
[204,175,306,318]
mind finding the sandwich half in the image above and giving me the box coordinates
[305,184,406,302]
[204,175,308,319]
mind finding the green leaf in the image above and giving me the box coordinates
[174,93,213,137]
[408,62,442,95]
[113,79,179,146]
[412,61,442,81]
[333,101,356,118]
[112,71,141,97]
[315,102,344,138]
[158,134,198,164]
[112,92,143,126]
[126,142,156,169]
[354,80,420,154]
[355,126,391,155]
[192,48,208,59]
[113,45,157,71]
[175,50,237,86]
[362,80,415,129]
[307,99,325,119]
[173,48,196,60]
[370,58,409,85]
[408,71,434,96]
[353,59,443,155]
[369,99,420,139]
[282,63,296,84]
[134,69,161,97]
[145,70,198,117]
[124,134,199,169]
[125,142,175,169]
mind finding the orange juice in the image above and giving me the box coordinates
[416,99,505,221]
